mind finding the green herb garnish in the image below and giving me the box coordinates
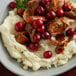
[21,63,25,67]
[56,24,60,28]
[15,0,30,9]
[56,17,58,18]
[21,51,24,53]
[25,10,29,13]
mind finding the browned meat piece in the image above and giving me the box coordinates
[55,34,69,45]
[27,0,41,15]
[62,17,75,26]
[25,23,33,33]
[50,34,69,46]
[17,8,25,16]
[55,45,64,54]
[15,32,29,44]
[48,17,66,36]
[65,12,76,19]
[23,9,46,23]
[46,0,64,11]
[48,23,66,35]
[29,29,36,42]
[65,8,76,19]
[25,23,36,42]
[23,0,46,24]
[48,17,75,36]
[51,33,69,54]
[72,8,76,12]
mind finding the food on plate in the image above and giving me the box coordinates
[0,0,76,71]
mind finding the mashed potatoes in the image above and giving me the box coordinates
[0,9,76,71]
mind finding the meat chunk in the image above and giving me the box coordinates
[48,22,66,36]
[48,17,66,36]
[15,32,29,44]
[27,0,41,15]
[23,0,46,23]
[46,0,64,11]
[48,17,75,36]
[25,23,36,42]
[25,23,33,33]
[65,12,76,19]
[29,29,36,42]
[64,8,76,19]
[23,9,46,23]
[50,34,69,46]
[62,17,75,26]
[72,8,76,12]
[55,45,64,54]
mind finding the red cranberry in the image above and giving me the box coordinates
[29,43,39,51]
[43,51,52,58]
[37,6,45,16]
[47,11,56,20]
[37,25,45,33]
[42,0,49,6]
[56,9,64,17]
[32,19,43,29]
[33,33,41,43]
[62,4,71,11]
[9,1,16,9]
[66,28,75,36]
[55,46,64,54]
[15,22,25,32]
[41,32,51,39]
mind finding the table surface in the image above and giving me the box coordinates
[0,63,76,76]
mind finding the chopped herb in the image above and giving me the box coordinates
[21,51,24,53]
[15,0,30,9]
[21,63,25,67]
[56,24,60,28]
[25,10,29,13]
[56,17,58,18]
[23,20,25,23]
[26,14,29,16]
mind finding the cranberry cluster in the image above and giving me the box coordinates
[9,0,76,59]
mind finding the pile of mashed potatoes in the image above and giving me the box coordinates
[0,8,76,71]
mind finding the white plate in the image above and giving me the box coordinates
[0,0,76,76]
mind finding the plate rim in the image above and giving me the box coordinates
[0,0,76,75]
[0,59,76,76]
